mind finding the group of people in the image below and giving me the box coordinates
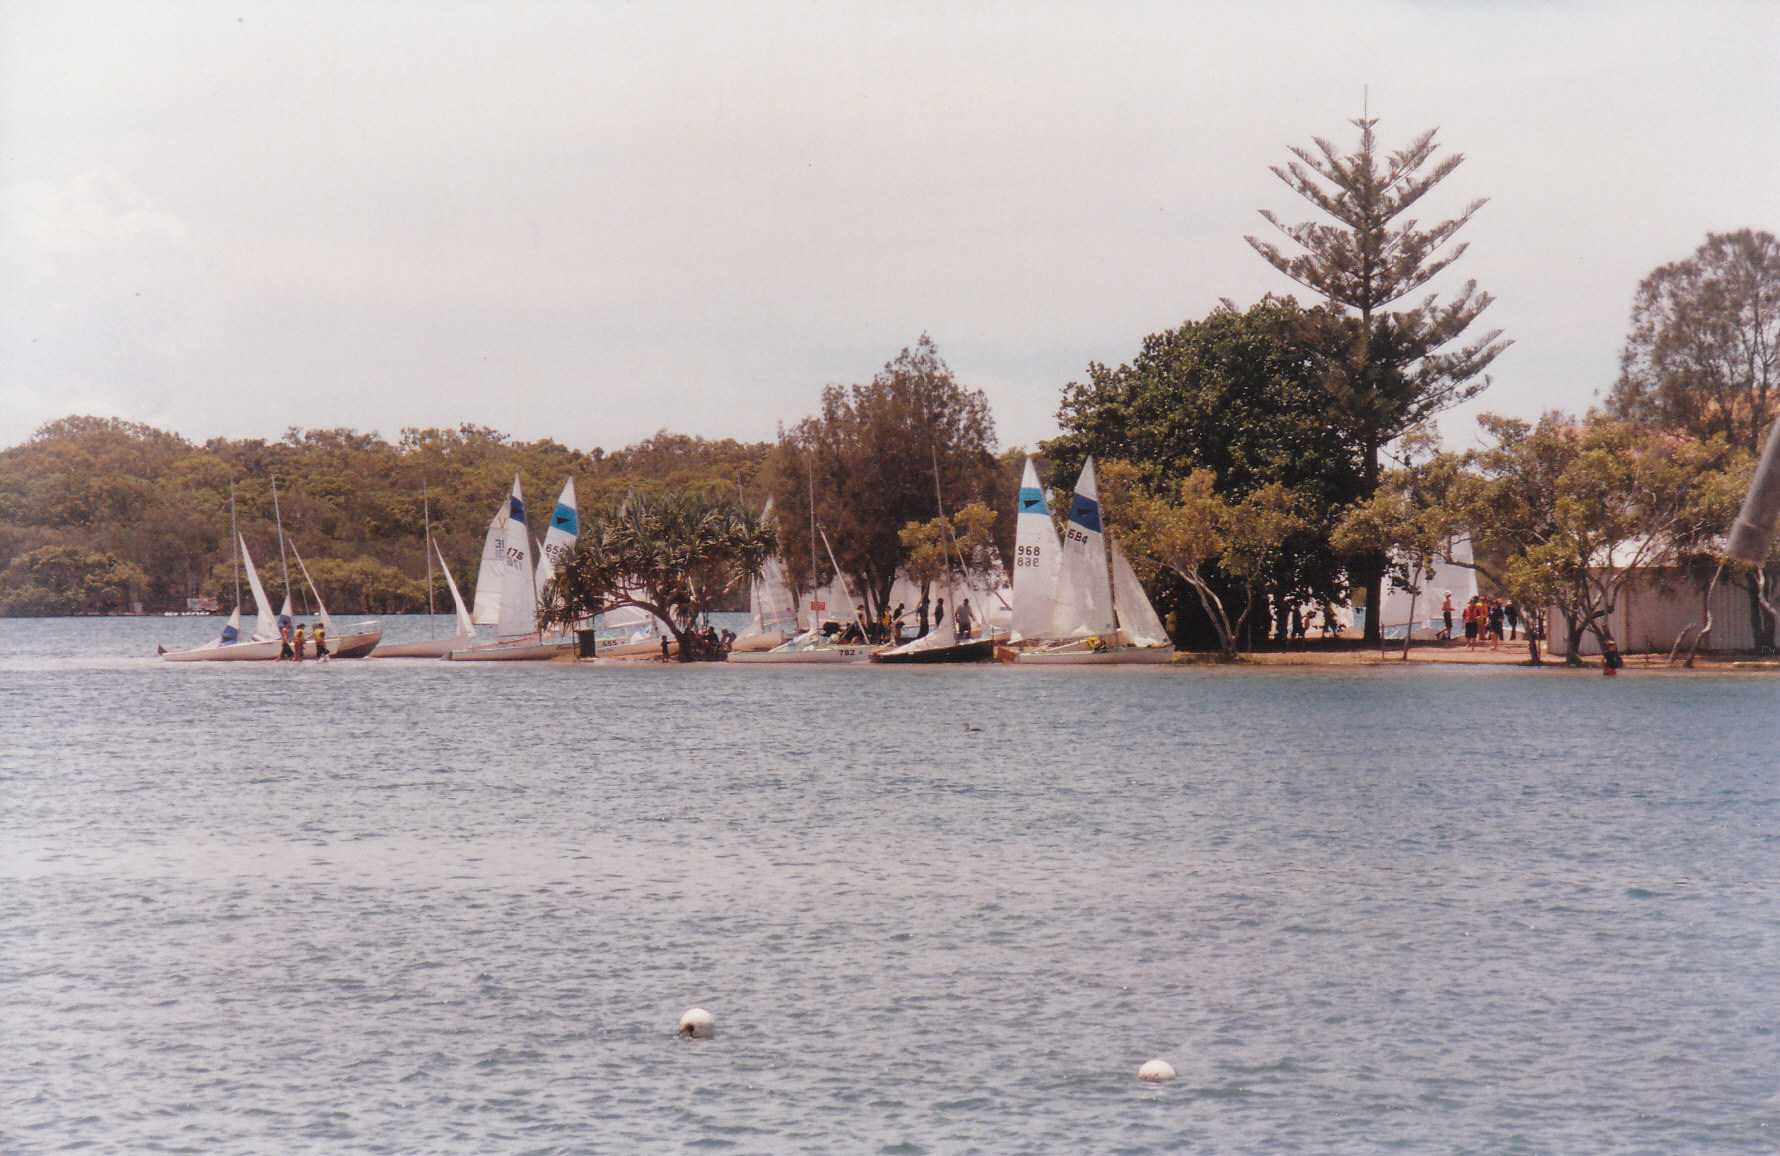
[1440,592,1519,649]
[276,616,327,662]
[823,595,979,646]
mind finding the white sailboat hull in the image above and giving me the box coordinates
[729,629,791,652]
[368,637,462,658]
[446,639,570,661]
[1016,643,1176,665]
[597,635,676,658]
[728,644,873,663]
[159,639,283,662]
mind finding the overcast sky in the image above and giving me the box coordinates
[2,1,1776,456]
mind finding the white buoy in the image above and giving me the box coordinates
[678,1008,714,1038]
[1138,1058,1175,1083]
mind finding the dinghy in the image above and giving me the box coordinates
[449,475,571,660]
[373,539,478,657]
[732,527,877,663]
[1016,456,1174,664]
[732,498,801,652]
[159,533,283,661]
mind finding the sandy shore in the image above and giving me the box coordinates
[1217,642,1779,672]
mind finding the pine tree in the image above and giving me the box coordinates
[1248,116,1509,640]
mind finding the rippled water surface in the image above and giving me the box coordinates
[3,617,1778,1153]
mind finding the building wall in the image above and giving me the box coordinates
[1546,570,1763,655]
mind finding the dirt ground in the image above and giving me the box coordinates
[1218,640,1778,672]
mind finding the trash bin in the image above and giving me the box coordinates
[576,629,598,659]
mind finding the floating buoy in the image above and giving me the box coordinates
[1138,1058,1175,1083]
[678,1008,714,1038]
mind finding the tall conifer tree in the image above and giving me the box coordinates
[1248,117,1509,639]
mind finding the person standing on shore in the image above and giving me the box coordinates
[292,623,306,662]
[1462,597,1479,649]
[1440,591,1455,642]
[312,622,329,662]
[1487,599,1505,650]
[1504,600,1519,641]
[955,598,974,641]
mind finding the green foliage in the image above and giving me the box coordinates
[1453,414,1746,664]
[1247,116,1510,638]
[1097,460,1303,658]
[770,336,1004,613]
[0,415,775,615]
[1606,229,1780,455]
[550,492,775,660]
[0,546,149,615]
[1045,297,1362,638]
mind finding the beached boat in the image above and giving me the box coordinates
[732,498,802,652]
[373,539,478,657]
[159,532,283,661]
[449,475,571,661]
[728,627,874,663]
[1015,456,1174,665]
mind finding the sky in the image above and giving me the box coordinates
[2,1,1776,456]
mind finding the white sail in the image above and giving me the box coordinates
[470,505,506,625]
[495,475,537,638]
[535,477,578,598]
[741,499,801,640]
[239,535,280,641]
[1011,456,1062,640]
[1111,540,1168,647]
[220,606,243,646]
[1048,457,1116,639]
[434,538,476,639]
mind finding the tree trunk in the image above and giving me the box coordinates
[1564,619,1586,667]
[1748,575,1776,654]
[1359,435,1383,644]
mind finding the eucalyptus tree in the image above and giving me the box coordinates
[546,492,775,660]
[1605,229,1780,650]
[1248,117,1510,639]
[771,336,1003,615]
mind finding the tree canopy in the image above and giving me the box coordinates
[1248,116,1510,639]
[0,415,776,615]
[769,336,1006,615]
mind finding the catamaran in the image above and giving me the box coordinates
[449,475,570,661]
[1016,456,1175,664]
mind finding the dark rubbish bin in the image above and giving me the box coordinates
[576,629,598,659]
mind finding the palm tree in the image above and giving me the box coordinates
[546,492,775,660]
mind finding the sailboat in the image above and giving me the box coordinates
[373,490,477,657]
[449,475,569,661]
[1000,456,1062,656]
[159,533,284,661]
[1016,456,1175,664]
[732,498,802,652]
[872,454,1001,665]
[730,527,875,663]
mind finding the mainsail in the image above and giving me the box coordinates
[744,499,801,638]
[535,477,579,598]
[1048,457,1116,639]
[471,504,506,625]
[1011,455,1062,640]
[494,475,537,639]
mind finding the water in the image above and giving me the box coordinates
[3,617,1777,1153]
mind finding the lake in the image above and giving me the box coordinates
[2,616,1776,1153]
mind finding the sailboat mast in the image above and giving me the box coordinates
[808,455,818,625]
[1097,457,1119,643]
[423,484,436,637]
[229,475,241,614]
[271,474,292,611]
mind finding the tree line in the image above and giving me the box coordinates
[4,117,1774,662]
